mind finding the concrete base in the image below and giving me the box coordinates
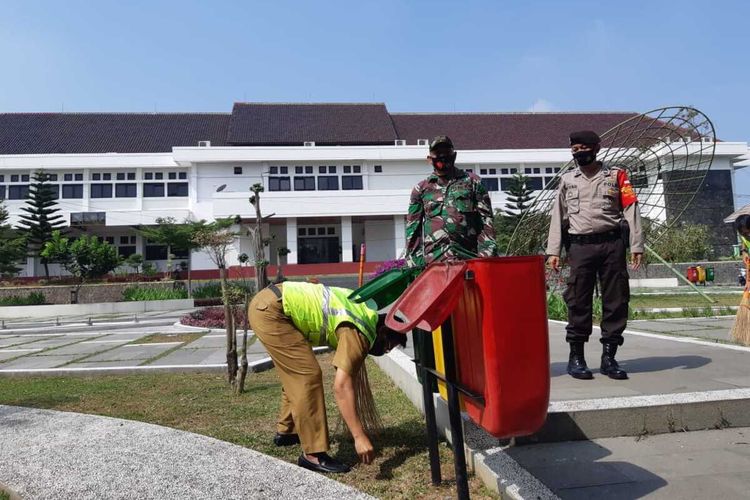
[0,299,195,320]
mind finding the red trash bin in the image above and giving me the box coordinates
[387,257,550,439]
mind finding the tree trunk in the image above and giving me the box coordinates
[236,293,250,394]
[43,258,50,279]
[166,244,173,280]
[220,266,238,385]
[187,251,193,297]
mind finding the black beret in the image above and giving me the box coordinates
[569,130,601,146]
[429,135,454,151]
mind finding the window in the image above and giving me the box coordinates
[545,168,553,174]
[327,227,335,235]
[270,166,278,174]
[533,168,541,174]
[489,168,497,175]
[279,166,288,174]
[75,173,83,181]
[543,177,557,189]
[172,247,189,259]
[145,244,168,260]
[374,165,382,173]
[465,169,473,173]
[167,182,188,197]
[319,166,327,174]
[509,168,517,174]
[64,174,73,181]
[118,246,136,257]
[115,184,137,198]
[294,177,315,191]
[526,177,543,190]
[62,184,83,199]
[317,227,326,235]
[343,165,351,173]
[305,166,313,174]
[103,173,111,180]
[21,174,29,182]
[48,185,60,199]
[353,165,361,173]
[0,186,4,200]
[178,172,187,179]
[10,175,18,182]
[145,172,153,180]
[480,169,487,175]
[295,166,303,174]
[500,178,514,191]
[233,167,242,175]
[342,176,363,190]
[155,172,163,180]
[501,168,509,175]
[269,177,291,191]
[0,175,4,182]
[92,173,101,181]
[169,172,177,180]
[8,185,29,199]
[298,228,306,236]
[128,172,136,180]
[481,178,499,191]
[119,236,130,245]
[328,166,336,173]
[143,183,165,197]
[104,236,115,245]
[90,184,113,198]
[116,173,125,180]
[318,176,339,190]
[524,168,532,174]
[49,174,58,181]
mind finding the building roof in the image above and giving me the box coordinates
[391,112,638,149]
[226,103,398,146]
[0,105,644,154]
[0,113,230,154]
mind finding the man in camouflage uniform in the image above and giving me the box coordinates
[404,135,498,266]
[546,130,644,381]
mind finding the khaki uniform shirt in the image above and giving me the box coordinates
[546,163,644,256]
[331,324,370,376]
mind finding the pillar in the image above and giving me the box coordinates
[341,216,353,262]
[286,217,298,265]
[394,214,406,259]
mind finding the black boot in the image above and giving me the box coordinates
[567,342,593,379]
[600,344,628,380]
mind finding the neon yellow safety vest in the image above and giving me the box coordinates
[281,282,378,349]
[742,236,750,252]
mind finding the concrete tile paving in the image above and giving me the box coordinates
[0,354,85,369]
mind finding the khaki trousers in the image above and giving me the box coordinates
[248,287,329,454]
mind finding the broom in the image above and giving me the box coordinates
[334,361,383,437]
[730,262,750,345]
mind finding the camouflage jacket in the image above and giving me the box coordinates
[405,169,498,266]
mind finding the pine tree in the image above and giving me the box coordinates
[17,170,67,278]
[0,201,25,277]
[503,172,533,222]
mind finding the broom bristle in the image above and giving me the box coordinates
[353,362,383,436]
[730,291,750,345]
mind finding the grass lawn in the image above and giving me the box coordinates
[630,293,743,309]
[0,354,497,499]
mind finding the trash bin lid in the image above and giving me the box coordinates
[348,266,422,309]
[386,262,467,333]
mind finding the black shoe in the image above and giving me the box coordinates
[567,342,593,380]
[273,432,300,447]
[298,453,351,474]
[600,344,628,380]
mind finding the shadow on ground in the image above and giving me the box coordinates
[551,355,711,378]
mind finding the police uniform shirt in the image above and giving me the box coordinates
[331,324,370,376]
[546,163,644,256]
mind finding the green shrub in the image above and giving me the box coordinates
[193,281,255,302]
[193,282,223,299]
[122,287,187,301]
[0,291,46,306]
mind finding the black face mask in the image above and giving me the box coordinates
[431,152,456,171]
[573,150,596,167]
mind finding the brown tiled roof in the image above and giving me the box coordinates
[391,112,639,149]
[0,113,230,154]
[226,103,398,146]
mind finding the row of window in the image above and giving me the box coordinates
[298,227,336,236]
[267,165,365,175]
[0,172,189,183]
[269,175,363,192]
[0,182,189,200]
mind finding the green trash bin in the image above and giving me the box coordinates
[348,266,422,309]
[706,267,715,282]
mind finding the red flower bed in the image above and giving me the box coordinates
[180,307,248,329]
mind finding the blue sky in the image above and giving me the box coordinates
[1,0,749,201]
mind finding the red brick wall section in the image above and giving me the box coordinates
[0,281,178,305]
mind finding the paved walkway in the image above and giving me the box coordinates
[0,405,370,500]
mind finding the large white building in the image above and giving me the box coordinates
[1,103,748,278]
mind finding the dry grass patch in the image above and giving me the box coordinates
[131,332,205,345]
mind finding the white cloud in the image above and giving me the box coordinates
[528,98,554,112]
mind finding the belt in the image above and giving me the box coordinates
[568,228,621,245]
[267,282,282,299]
